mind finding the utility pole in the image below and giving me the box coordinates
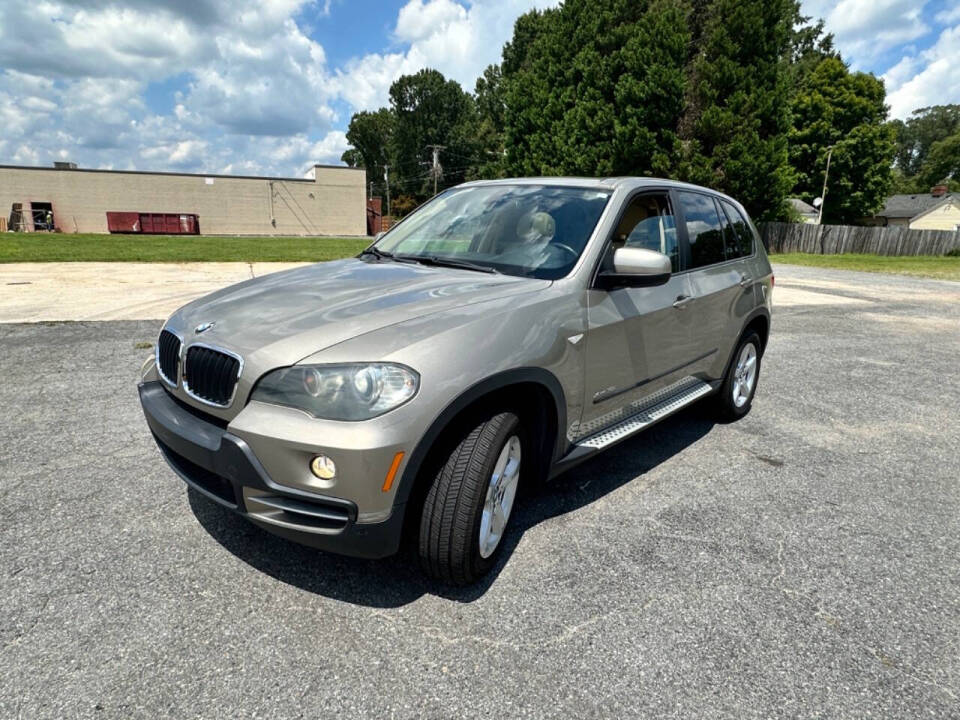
[384,165,391,217]
[427,145,445,196]
[817,146,834,225]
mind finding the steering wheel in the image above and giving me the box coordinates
[550,242,579,260]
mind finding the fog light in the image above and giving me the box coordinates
[310,454,337,480]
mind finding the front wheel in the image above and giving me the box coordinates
[715,331,762,421]
[418,412,523,585]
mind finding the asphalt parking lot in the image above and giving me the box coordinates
[2,265,959,718]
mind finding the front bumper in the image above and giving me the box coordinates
[139,381,405,559]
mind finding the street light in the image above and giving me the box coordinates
[816,145,834,225]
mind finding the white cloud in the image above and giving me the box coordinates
[334,52,412,111]
[184,17,332,137]
[0,3,211,80]
[800,0,960,120]
[309,131,350,165]
[10,0,958,177]
[0,0,563,175]
[935,5,960,24]
[0,0,346,174]
[884,23,960,119]
[331,0,559,111]
[395,0,468,43]
[801,0,930,66]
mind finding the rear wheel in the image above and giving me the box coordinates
[418,412,523,585]
[715,331,761,421]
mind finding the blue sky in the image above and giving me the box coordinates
[1,0,958,177]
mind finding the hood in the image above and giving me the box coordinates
[169,257,550,369]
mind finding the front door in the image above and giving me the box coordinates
[578,191,698,440]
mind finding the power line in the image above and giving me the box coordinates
[438,149,482,163]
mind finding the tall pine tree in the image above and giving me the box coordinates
[679,0,795,220]
[500,0,796,218]
[502,0,689,178]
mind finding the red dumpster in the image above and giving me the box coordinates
[140,213,173,233]
[137,213,200,234]
[178,214,199,234]
[106,212,199,234]
[106,212,141,233]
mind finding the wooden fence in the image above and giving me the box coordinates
[760,222,960,256]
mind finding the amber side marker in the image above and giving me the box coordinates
[382,451,405,492]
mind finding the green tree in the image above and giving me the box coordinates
[340,108,395,192]
[474,64,506,133]
[789,57,895,223]
[471,64,508,179]
[340,0,901,225]
[787,9,837,81]
[679,0,796,220]
[389,68,479,197]
[919,132,960,189]
[500,7,567,175]
[891,105,960,178]
[501,0,689,179]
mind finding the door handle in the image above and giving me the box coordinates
[739,275,753,288]
[673,295,693,309]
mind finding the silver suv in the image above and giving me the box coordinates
[139,178,772,584]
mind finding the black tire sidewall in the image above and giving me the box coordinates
[418,410,527,585]
[464,412,523,578]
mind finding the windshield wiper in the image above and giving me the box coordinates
[360,247,428,266]
[359,246,394,260]
[395,254,500,274]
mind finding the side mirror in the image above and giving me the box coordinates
[596,247,672,289]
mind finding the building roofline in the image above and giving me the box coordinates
[877,192,956,218]
[907,194,959,223]
[0,162,362,183]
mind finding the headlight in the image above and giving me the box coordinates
[251,363,419,421]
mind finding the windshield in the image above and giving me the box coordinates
[372,185,611,279]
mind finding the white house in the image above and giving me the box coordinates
[873,185,960,231]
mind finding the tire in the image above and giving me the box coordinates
[715,331,762,422]
[418,411,523,585]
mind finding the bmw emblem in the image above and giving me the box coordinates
[194,321,216,335]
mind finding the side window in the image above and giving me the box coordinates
[677,191,725,269]
[609,193,680,272]
[720,200,754,258]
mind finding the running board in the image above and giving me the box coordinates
[577,378,715,450]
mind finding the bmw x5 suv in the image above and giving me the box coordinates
[139,177,772,585]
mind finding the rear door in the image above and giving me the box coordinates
[674,190,756,378]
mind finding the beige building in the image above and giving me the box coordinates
[0,163,367,236]
[871,186,960,231]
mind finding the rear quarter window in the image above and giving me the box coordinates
[720,200,755,258]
